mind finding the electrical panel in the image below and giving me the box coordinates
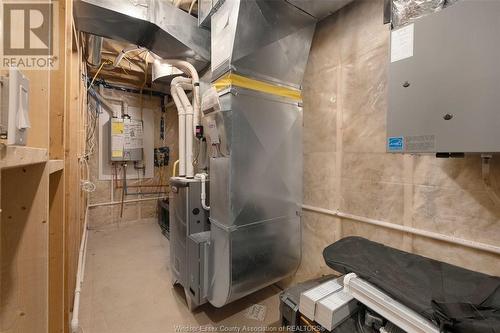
[154,146,169,167]
[110,117,143,161]
[0,68,30,145]
[387,1,500,153]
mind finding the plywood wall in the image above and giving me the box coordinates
[0,1,85,332]
[1,164,49,333]
[63,46,86,333]
[296,0,500,282]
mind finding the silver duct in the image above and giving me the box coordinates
[286,0,354,20]
[205,0,355,308]
[206,0,315,307]
[84,33,103,66]
[73,0,210,72]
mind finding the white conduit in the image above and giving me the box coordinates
[170,77,190,177]
[71,206,89,333]
[157,57,200,179]
[302,204,500,256]
[153,57,201,135]
[88,196,167,208]
[195,173,210,210]
[175,85,195,178]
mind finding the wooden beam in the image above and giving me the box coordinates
[0,146,48,169]
[1,163,49,332]
[48,160,64,174]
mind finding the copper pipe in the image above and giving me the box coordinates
[115,184,169,189]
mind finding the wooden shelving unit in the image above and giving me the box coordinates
[1,162,49,332]
[0,146,48,169]
[0,2,84,333]
[48,159,64,174]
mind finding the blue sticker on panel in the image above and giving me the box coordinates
[388,137,404,151]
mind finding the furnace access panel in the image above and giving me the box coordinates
[387,1,500,153]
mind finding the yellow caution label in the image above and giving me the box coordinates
[112,150,123,158]
[111,121,124,134]
[213,73,302,101]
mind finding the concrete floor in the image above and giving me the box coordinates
[79,220,283,333]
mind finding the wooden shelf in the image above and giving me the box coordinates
[0,146,48,170]
[48,159,64,174]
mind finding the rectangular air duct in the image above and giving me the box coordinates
[73,0,210,72]
[205,0,314,308]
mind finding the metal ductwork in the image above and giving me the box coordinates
[206,0,315,308]
[84,33,103,67]
[167,0,355,309]
[210,0,317,87]
[73,0,210,72]
[285,0,354,20]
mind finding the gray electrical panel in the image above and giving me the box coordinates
[0,68,30,145]
[387,0,500,153]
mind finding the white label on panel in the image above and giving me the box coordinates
[206,118,220,144]
[391,23,414,63]
[124,119,143,149]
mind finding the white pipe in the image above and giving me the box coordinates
[152,57,201,136]
[344,273,440,333]
[88,196,167,208]
[113,45,144,68]
[176,86,194,178]
[171,92,185,176]
[171,76,191,177]
[195,173,210,210]
[149,54,202,177]
[71,206,89,333]
[302,204,500,256]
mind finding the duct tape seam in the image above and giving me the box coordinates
[213,73,302,101]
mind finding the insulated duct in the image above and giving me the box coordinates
[73,0,210,72]
[84,33,103,66]
[210,0,317,87]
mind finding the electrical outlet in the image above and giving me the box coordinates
[154,147,170,167]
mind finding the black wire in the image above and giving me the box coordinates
[357,309,367,333]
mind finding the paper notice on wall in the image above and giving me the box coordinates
[111,121,124,134]
[206,118,220,144]
[111,134,124,158]
[391,24,414,63]
[124,120,143,149]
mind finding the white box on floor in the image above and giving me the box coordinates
[315,290,358,331]
[299,278,343,321]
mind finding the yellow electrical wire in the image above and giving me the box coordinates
[87,59,113,91]
[173,160,179,177]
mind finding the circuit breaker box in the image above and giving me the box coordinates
[110,117,143,161]
[387,1,500,153]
